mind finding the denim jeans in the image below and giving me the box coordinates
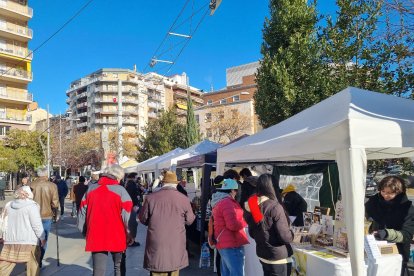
[92,251,123,276]
[40,219,52,263]
[218,247,245,276]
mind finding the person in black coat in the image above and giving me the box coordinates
[125,173,141,247]
[365,176,414,273]
[281,184,308,226]
[239,168,258,208]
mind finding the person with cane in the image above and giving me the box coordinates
[30,166,59,268]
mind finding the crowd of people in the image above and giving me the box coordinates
[0,164,412,276]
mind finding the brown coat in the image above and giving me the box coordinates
[30,177,59,219]
[138,186,195,272]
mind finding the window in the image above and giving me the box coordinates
[207,100,212,105]
[206,128,212,138]
[231,109,238,119]
[0,125,10,136]
[195,115,199,124]
[205,113,212,122]
[233,95,240,102]
[220,99,227,104]
[218,111,224,119]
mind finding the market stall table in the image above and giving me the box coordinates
[293,246,402,276]
[244,233,402,276]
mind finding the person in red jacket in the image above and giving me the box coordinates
[77,164,133,276]
[211,178,249,276]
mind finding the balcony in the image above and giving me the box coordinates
[148,112,157,119]
[0,114,31,125]
[95,108,116,114]
[0,67,32,83]
[174,90,203,104]
[123,118,138,125]
[94,97,116,104]
[77,112,87,118]
[95,118,117,125]
[76,102,87,109]
[0,47,33,60]
[148,102,159,109]
[77,92,87,99]
[0,1,33,20]
[0,21,33,41]
[77,122,87,128]
[0,90,32,103]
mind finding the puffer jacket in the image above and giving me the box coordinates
[244,195,293,262]
[3,199,45,245]
[30,177,59,219]
[365,193,414,263]
[211,192,249,250]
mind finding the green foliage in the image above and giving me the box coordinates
[137,108,186,162]
[255,0,414,128]
[0,144,18,172]
[2,129,45,173]
[185,91,200,147]
[255,0,329,128]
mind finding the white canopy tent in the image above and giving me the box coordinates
[157,139,221,172]
[217,87,414,276]
[137,148,183,179]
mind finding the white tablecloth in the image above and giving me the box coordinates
[244,236,402,276]
[296,247,402,276]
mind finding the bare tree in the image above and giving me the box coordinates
[207,106,251,144]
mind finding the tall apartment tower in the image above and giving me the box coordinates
[65,69,165,136]
[0,0,33,136]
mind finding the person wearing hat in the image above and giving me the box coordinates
[211,178,249,276]
[138,171,195,276]
[281,184,307,227]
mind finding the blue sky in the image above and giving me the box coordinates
[28,0,335,115]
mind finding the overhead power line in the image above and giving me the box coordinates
[143,0,221,76]
[0,0,96,77]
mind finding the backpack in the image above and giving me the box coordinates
[207,215,224,249]
[207,215,217,249]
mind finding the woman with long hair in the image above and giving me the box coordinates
[244,174,293,276]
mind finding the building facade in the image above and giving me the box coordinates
[0,0,33,136]
[195,61,261,143]
[65,69,203,136]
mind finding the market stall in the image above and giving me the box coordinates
[217,87,414,275]
[137,148,183,180]
[157,139,221,172]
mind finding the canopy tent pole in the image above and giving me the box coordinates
[336,148,367,276]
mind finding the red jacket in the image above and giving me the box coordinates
[77,176,132,252]
[212,194,249,249]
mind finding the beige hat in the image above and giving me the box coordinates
[163,171,179,184]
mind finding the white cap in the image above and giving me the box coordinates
[91,170,101,175]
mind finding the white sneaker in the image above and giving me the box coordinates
[60,215,64,221]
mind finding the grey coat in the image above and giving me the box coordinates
[138,186,195,272]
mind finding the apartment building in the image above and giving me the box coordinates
[163,72,204,121]
[65,69,203,137]
[195,61,261,143]
[0,0,34,136]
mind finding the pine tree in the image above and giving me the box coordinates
[185,90,200,147]
[255,0,328,128]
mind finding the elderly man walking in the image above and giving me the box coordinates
[138,171,195,276]
[30,166,59,267]
[77,164,133,276]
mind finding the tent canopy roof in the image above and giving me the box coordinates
[137,148,183,173]
[218,87,414,164]
[158,139,221,170]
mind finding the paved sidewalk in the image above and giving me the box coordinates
[0,197,216,275]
